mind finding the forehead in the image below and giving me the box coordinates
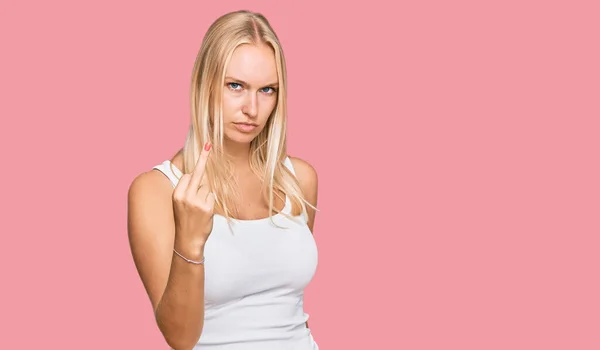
[226,43,278,85]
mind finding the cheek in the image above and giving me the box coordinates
[259,97,278,120]
[222,94,238,121]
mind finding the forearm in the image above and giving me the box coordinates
[155,243,206,350]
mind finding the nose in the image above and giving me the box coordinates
[242,92,258,118]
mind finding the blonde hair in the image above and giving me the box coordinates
[180,10,313,223]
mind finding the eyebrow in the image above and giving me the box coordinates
[225,76,279,87]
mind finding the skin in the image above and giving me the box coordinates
[127,42,318,350]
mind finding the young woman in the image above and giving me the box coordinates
[127,10,320,350]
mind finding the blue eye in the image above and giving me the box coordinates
[227,82,276,94]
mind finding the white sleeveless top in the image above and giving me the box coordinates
[153,157,319,350]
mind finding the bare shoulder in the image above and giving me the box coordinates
[288,156,318,195]
[127,167,177,312]
[288,156,319,231]
[128,149,182,202]
[127,167,176,252]
[128,169,175,214]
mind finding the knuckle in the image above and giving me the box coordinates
[183,194,195,205]
[191,200,209,213]
[186,197,199,207]
[172,192,183,202]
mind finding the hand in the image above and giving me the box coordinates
[172,142,215,252]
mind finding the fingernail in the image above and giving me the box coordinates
[204,142,212,151]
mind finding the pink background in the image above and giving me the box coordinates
[1,0,599,349]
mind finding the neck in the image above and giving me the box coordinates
[223,140,251,169]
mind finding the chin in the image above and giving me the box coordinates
[224,127,263,145]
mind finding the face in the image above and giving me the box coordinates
[220,43,279,145]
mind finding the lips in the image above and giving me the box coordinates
[233,122,258,132]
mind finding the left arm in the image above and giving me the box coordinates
[289,156,319,232]
[289,156,319,330]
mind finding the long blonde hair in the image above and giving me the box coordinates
[180,10,313,222]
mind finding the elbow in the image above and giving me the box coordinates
[163,332,202,350]
[154,304,204,349]
[165,339,196,350]
[156,315,203,350]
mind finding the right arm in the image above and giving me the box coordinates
[127,144,215,349]
[127,170,206,349]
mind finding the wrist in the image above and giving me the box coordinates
[173,237,206,260]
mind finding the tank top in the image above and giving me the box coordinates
[152,157,319,350]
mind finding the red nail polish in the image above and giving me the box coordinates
[204,142,212,151]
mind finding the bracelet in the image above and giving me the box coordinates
[173,248,205,265]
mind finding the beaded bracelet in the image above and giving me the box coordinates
[173,248,205,265]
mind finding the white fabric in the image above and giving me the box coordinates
[152,157,319,350]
